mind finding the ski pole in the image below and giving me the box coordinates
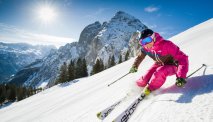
[108,72,130,87]
[186,64,207,79]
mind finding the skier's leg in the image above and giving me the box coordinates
[148,65,177,91]
[136,63,159,87]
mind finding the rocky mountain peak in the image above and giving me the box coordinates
[111,11,140,23]
[78,21,102,45]
[9,11,148,88]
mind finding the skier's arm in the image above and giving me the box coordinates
[132,51,146,69]
[166,41,189,78]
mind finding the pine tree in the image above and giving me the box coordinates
[17,87,24,101]
[75,58,83,78]
[32,87,36,95]
[0,85,6,105]
[110,55,116,67]
[125,50,129,61]
[25,88,30,98]
[92,59,101,75]
[68,60,75,81]
[37,88,43,93]
[57,62,68,84]
[6,84,16,102]
[119,54,122,64]
[91,59,105,75]
[23,87,27,99]
[99,59,104,72]
[28,87,33,96]
[82,58,88,77]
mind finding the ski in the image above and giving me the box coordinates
[97,95,128,120]
[112,93,146,122]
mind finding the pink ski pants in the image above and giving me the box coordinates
[136,63,177,91]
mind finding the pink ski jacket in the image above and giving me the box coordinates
[133,32,189,78]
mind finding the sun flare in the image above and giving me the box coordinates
[38,6,56,24]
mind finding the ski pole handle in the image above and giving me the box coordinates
[108,72,130,87]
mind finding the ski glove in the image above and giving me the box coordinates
[175,78,187,87]
[129,66,138,73]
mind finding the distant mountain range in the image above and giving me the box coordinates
[8,11,148,88]
[0,42,56,83]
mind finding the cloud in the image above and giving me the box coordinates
[0,23,75,48]
[144,6,159,13]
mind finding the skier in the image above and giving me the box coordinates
[130,29,189,95]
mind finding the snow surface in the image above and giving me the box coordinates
[0,19,213,122]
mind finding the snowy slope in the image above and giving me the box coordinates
[0,19,213,122]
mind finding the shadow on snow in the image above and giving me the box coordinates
[159,74,213,103]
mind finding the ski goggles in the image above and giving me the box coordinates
[139,34,154,46]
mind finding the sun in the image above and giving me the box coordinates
[38,6,56,24]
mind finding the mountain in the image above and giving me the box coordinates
[0,18,212,122]
[0,42,56,83]
[13,11,147,88]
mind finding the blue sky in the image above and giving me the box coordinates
[0,0,212,48]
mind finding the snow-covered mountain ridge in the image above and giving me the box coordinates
[0,42,56,83]
[15,11,147,88]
